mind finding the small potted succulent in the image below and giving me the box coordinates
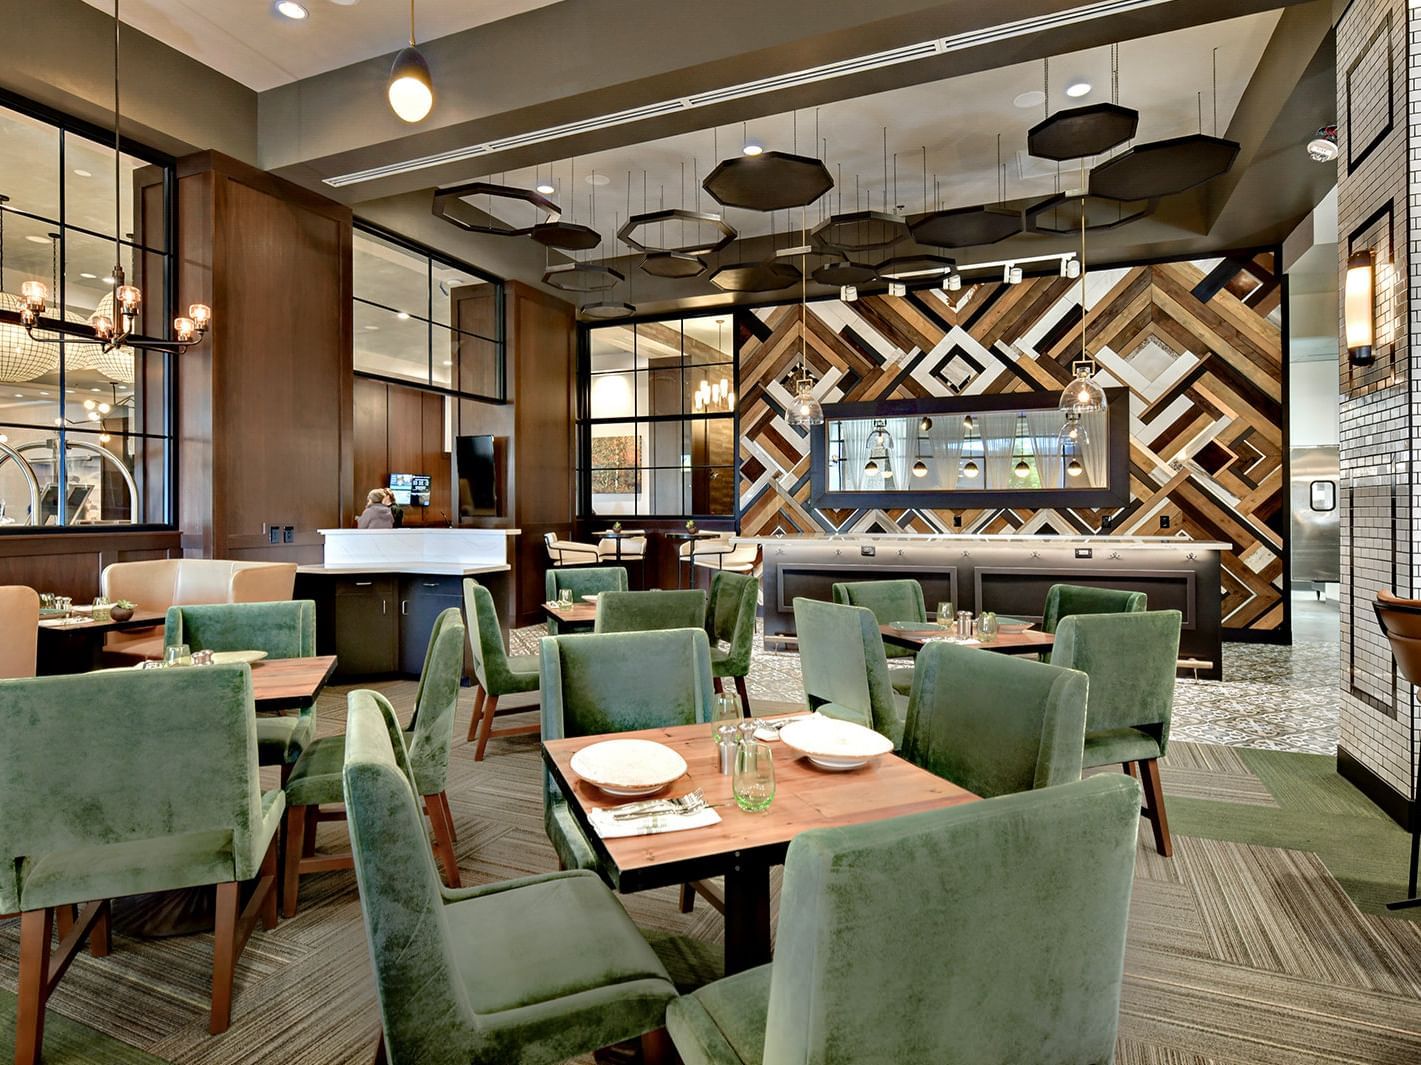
[685,519,698,533]
[611,521,623,533]
[109,599,135,622]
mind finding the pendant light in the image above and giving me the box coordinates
[1058,150,1106,418]
[1012,413,1032,479]
[1059,413,1087,479]
[21,0,210,355]
[388,0,434,123]
[787,208,824,429]
[962,414,980,478]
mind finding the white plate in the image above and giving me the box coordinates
[779,716,893,772]
[581,594,601,604]
[571,739,688,797]
[210,650,269,665]
[996,617,1035,634]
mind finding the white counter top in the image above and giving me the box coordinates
[297,563,510,577]
[316,527,520,571]
[733,533,1231,550]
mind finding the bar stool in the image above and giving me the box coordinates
[1373,589,1421,910]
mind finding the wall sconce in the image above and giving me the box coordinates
[1345,249,1375,366]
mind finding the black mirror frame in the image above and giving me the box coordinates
[809,388,1131,510]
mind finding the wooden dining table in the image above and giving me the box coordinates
[879,624,1055,656]
[36,609,167,675]
[248,655,338,711]
[542,600,598,626]
[543,718,977,974]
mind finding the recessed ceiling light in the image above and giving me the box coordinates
[79,272,97,279]
[535,183,556,195]
[585,173,611,186]
[441,359,452,366]
[1065,80,1092,98]
[396,311,410,320]
[363,325,379,331]
[73,168,92,178]
[1013,90,1045,109]
[101,275,115,284]
[275,1,308,19]
[25,235,49,244]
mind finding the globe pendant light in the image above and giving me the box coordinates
[1058,154,1107,418]
[388,0,434,123]
[1012,413,1031,479]
[1059,414,1087,479]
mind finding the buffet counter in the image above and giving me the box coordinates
[737,533,1228,679]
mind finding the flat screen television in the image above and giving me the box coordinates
[455,435,497,517]
[387,473,431,507]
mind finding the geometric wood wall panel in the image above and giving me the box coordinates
[736,252,1285,633]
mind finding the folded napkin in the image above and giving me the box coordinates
[588,805,722,839]
[924,636,981,646]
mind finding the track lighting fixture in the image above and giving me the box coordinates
[841,284,858,302]
[887,281,907,297]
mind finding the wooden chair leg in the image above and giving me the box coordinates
[678,883,695,914]
[281,803,307,919]
[733,674,750,712]
[439,791,458,843]
[303,804,319,857]
[90,899,112,958]
[712,675,724,694]
[211,882,239,1035]
[1123,762,1139,779]
[473,693,499,761]
[640,1026,677,1065]
[466,686,486,742]
[260,838,280,931]
[16,909,53,1065]
[54,903,75,941]
[372,1032,389,1065]
[1138,758,1173,858]
[425,792,462,888]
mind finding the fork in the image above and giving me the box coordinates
[611,790,706,820]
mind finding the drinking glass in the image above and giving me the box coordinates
[977,611,999,644]
[733,740,776,813]
[164,643,192,668]
[710,690,742,746]
[936,600,954,626]
[92,595,112,621]
[557,587,574,607]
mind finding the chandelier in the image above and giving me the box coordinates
[20,0,211,356]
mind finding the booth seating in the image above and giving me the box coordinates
[0,585,39,679]
[100,559,297,660]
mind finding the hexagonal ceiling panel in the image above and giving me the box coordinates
[542,263,624,292]
[431,180,556,236]
[908,205,1023,248]
[640,253,709,279]
[531,221,602,251]
[1027,103,1140,161]
[876,254,956,280]
[618,209,735,255]
[1026,193,1154,233]
[811,258,878,286]
[708,260,803,292]
[810,211,909,253]
[702,152,834,211]
[1089,134,1240,201]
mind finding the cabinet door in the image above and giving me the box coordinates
[399,577,462,676]
[333,577,399,678]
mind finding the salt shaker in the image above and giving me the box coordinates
[955,610,974,639]
[715,724,740,774]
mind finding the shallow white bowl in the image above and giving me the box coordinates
[210,650,269,665]
[571,739,688,797]
[779,716,893,772]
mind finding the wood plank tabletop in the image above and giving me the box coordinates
[543,717,977,893]
[879,624,1054,655]
[542,601,598,624]
[248,655,338,711]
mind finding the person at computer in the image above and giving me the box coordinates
[357,488,395,529]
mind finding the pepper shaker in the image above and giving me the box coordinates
[715,724,740,774]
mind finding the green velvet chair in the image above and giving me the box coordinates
[903,641,1087,798]
[280,607,466,917]
[832,578,926,696]
[0,666,282,1061]
[595,589,707,634]
[706,570,759,707]
[343,690,678,1065]
[665,774,1140,1065]
[540,628,714,874]
[792,597,908,747]
[545,565,629,634]
[1052,609,1182,857]
[164,600,318,774]
[1042,583,1148,633]
[465,578,541,760]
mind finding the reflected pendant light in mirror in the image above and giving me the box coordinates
[389,0,434,122]
[1012,414,1031,479]
[1058,159,1106,417]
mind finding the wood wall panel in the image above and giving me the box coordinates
[0,530,182,600]
[351,377,453,526]
[352,376,387,507]
[737,254,1286,636]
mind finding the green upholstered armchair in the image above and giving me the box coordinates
[0,666,282,1059]
[665,774,1140,1065]
[281,607,466,917]
[792,597,907,747]
[343,691,678,1065]
[164,600,318,774]
[902,641,1087,798]
[540,628,715,875]
[595,589,708,634]
[706,570,758,705]
[464,578,541,759]
[832,578,926,696]
[545,565,629,633]
[1052,609,1182,856]
[1041,583,1147,634]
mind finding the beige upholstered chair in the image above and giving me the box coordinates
[693,537,759,575]
[100,559,297,659]
[543,531,602,567]
[598,534,647,562]
[0,585,39,679]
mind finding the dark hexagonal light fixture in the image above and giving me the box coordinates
[580,301,637,321]
[702,151,834,211]
[618,208,736,255]
[811,211,908,253]
[530,220,602,251]
[640,253,709,279]
[708,260,802,293]
[875,253,956,281]
[1027,103,1139,161]
[909,204,1023,248]
[811,257,878,286]
[1089,134,1240,201]
[432,180,557,236]
[542,262,624,293]
[1026,193,1154,233]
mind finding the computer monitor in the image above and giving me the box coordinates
[388,473,430,507]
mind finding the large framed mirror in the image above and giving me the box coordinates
[809,388,1129,510]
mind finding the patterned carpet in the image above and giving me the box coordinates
[4,614,1420,1065]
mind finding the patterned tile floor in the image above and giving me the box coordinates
[514,591,1344,757]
